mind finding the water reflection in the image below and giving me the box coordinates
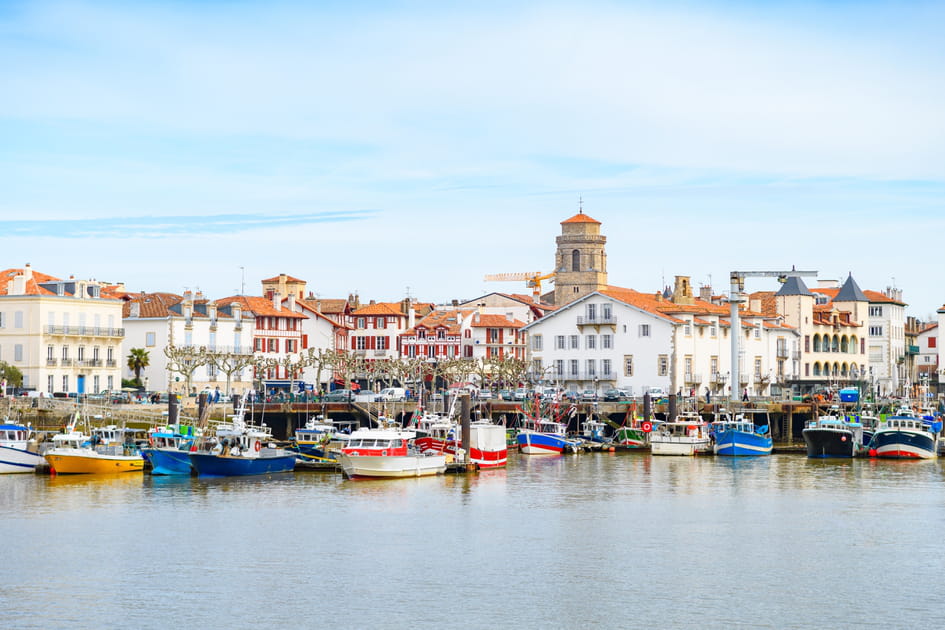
[3,454,945,629]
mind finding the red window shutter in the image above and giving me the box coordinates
[302,334,308,349]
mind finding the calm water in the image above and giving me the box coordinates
[2,453,943,629]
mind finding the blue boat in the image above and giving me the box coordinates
[140,424,198,475]
[711,409,773,456]
[867,406,940,459]
[188,395,296,477]
[516,418,580,455]
[290,416,353,463]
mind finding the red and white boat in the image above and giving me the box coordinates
[413,414,507,469]
[339,428,447,479]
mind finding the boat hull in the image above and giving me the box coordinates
[714,430,773,456]
[650,437,710,456]
[338,453,447,479]
[0,445,46,473]
[45,453,145,474]
[189,453,297,477]
[142,447,193,475]
[869,430,937,459]
[613,428,647,448]
[516,431,574,455]
[803,428,856,458]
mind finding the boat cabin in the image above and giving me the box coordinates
[0,425,30,444]
[341,430,416,457]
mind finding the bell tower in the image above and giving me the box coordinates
[553,209,608,306]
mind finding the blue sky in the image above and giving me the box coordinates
[2,1,944,315]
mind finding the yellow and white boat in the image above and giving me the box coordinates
[44,430,144,474]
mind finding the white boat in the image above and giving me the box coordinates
[338,428,447,479]
[649,411,711,456]
[0,421,45,473]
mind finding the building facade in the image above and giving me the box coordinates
[0,265,125,395]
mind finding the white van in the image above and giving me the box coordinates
[375,387,406,402]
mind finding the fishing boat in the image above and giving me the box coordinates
[649,411,711,456]
[580,417,609,443]
[291,416,352,463]
[188,395,296,477]
[867,406,940,459]
[711,409,773,456]
[516,417,581,455]
[802,408,866,458]
[338,427,447,479]
[0,421,45,473]
[412,398,508,468]
[140,424,198,475]
[43,412,144,474]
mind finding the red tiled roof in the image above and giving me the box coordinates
[123,292,182,318]
[315,299,349,314]
[214,295,306,318]
[470,313,526,328]
[352,302,406,317]
[561,212,601,225]
[0,268,60,296]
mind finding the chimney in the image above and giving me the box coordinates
[231,302,242,329]
[10,275,25,295]
[452,299,459,307]
[699,284,713,302]
[288,293,296,312]
[408,305,416,329]
[273,291,282,311]
[23,263,32,281]
[401,298,410,314]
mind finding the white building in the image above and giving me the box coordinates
[123,291,254,395]
[0,265,124,395]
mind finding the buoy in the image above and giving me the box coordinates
[254,441,261,452]
[642,421,653,433]
[869,448,877,457]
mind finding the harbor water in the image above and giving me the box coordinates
[3,452,943,629]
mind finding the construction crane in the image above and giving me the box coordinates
[729,268,817,402]
[483,271,556,301]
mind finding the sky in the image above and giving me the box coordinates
[2,0,944,317]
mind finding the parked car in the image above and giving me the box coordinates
[323,389,355,402]
[476,389,494,400]
[580,389,598,401]
[602,388,629,402]
[375,387,406,402]
[512,388,529,401]
[497,389,513,401]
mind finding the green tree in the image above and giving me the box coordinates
[126,348,150,385]
[0,361,23,389]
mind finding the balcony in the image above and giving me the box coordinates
[76,359,102,368]
[46,358,57,367]
[105,360,117,368]
[683,372,703,385]
[576,315,617,327]
[776,347,789,359]
[60,358,73,367]
[46,325,125,338]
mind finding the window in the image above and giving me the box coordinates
[869,326,883,336]
[377,336,388,350]
[601,334,612,349]
[285,339,296,353]
[710,324,717,337]
[184,331,192,346]
[357,318,365,329]
[254,338,263,352]
[47,345,54,360]
[77,346,85,361]
[587,304,596,321]
[602,304,612,320]
[658,355,668,376]
[418,329,427,339]
[14,344,23,362]
[639,324,650,337]
[571,249,580,271]
[624,355,633,377]
[710,356,718,378]
[532,335,543,351]
[0,312,4,328]
[555,359,564,376]
[63,376,69,391]
[93,375,100,392]
[569,335,579,349]
[570,359,579,375]
[869,306,883,317]
[555,335,566,350]
[355,337,367,350]
[754,357,762,379]
[684,321,691,336]
[602,359,612,376]
[754,327,760,339]
[48,375,54,393]
[804,335,810,352]
[586,335,596,350]
[586,359,596,376]
[684,356,692,377]
[14,311,23,329]
[62,346,69,360]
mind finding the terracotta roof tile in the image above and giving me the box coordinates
[214,295,306,318]
[470,313,526,328]
[561,212,601,225]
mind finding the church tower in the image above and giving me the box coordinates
[553,210,608,306]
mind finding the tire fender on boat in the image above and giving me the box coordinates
[254,441,261,452]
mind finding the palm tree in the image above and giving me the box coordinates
[127,348,150,386]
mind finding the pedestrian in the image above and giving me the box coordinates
[742,388,749,402]
[705,388,711,405]
[213,386,220,404]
